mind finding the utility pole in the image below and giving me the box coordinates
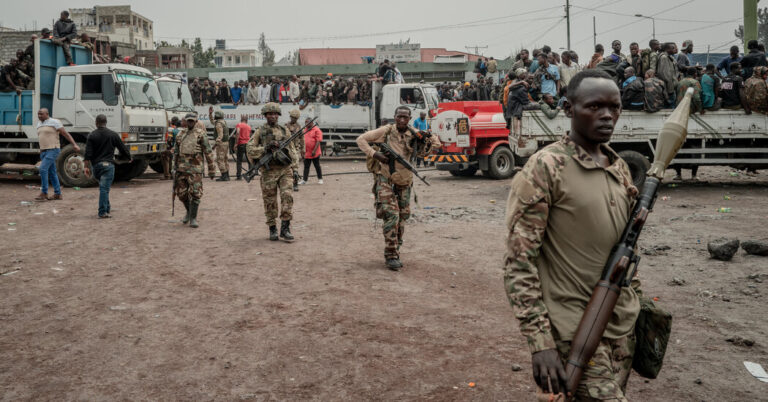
[706,45,711,65]
[566,0,571,50]
[593,16,597,48]
[465,45,488,56]
[744,0,759,51]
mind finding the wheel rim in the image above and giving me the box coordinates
[496,154,510,172]
[64,153,85,180]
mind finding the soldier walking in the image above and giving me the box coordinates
[161,117,180,180]
[174,113,216,228]
[356,106,440,270]
[285,109,304,191]
[246,103,297,241]
[209,107,230,181]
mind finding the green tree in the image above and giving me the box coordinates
[191,37,216,68]
[735,7,768,48]
[258,33,275,66]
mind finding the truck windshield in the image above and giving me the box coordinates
[116,72,163,108]
[158,80,194,111]
[422,87,440,109]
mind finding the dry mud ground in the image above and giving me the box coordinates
[1,161,767,401]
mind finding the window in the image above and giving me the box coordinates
[58,75,75,99]
[235,56,241,64]
[81,74,118,105]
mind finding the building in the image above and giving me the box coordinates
[298,47,480,66]
[70,5,154,51]
[214,49,262,68]
[0,29,35,63]
[138,46,193,69]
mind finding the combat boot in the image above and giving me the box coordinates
[182,201,190,224]
[386,258,403,271]
[280,220,294,241]
[269,225,279,241]
[292,172,299,191]
[216,172,230,181]
[189,200,200,228]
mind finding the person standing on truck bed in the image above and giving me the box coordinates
[174,113,216,228]
[83,114,131,219]
[53,10,77,66]
[34,108,80,201]
[356,106,441,271]
[503,69,640,400]
[209,108,230,181]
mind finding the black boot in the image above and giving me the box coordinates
[293,172,299,191]
[181,201,190,224]
[189,200,200,228]
[216,172,230,181]
[280,220,294,240]
[269,225,279,241]
[386,258,403,271]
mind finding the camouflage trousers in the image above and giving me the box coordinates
[554,334,635,401]
[373,174,411,259]
[260,166,293,226]
[160,150,173,178]
[215,141,229,173]
[175,172,203,202]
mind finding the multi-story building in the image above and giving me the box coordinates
[70,5,154,51]
[213,40,261,68]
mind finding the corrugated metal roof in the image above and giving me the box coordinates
[299,48,481,65]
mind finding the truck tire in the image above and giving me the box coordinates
[56,142,97,188]
[483,147,515,180]
[618,150,650,190]
[115,159,149,182]
[149,161,165,174]
[449,166,478,177]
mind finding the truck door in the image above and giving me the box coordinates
[76,74,120,130]
[54,75,76,126]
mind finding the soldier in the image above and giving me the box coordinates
[503,70,641,400]
[246,103,297,241]
[285,109,304,191]
[161,117,181,179]
[356,106,441,270]
[744,66,768,114]
[642,69,666,113]
[174,113,216,228]
[209,107,230,181]
[676,67,703,114]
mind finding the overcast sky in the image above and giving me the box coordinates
[2,0,746,61]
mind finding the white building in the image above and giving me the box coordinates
[214,49,262,68]
[70,5,154,51]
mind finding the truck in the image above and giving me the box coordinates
[0,39,166,187]
[151,75,195,174]
[430,102,768,187]
[192,82,441,153]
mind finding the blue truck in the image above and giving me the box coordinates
[0,39,166,187]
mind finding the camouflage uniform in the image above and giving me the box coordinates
[504,136,640,401]
[744,66,768,114]
[246,123,297,226]
[286,110,304,188]
[643,77,666,113]
[676,77,703,114]
[173,120,215,227]
[210,113,230,175]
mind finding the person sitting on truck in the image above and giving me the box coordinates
[506,69,531,133]
[40,28,52,39]
[23,35,36,75]
[720,62,751,113]
[0,59,23,94]
[52,10,78,66]
[34,108,80,201]
[643,69,667,113]
[83,114,132,218]
[701,64,721,111]
[676,67,703,114]
[535,54,560,99]
[620,66,645,111]
[538,93,560,119]
[744,66,768,114]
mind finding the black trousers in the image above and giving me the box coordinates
[303,157,322,181]
[236,144,251,178]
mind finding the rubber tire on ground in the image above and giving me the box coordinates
[56,142,97,188]
[618,150,650,190]
[449,166,479,177]
[483,146,515,180]
[115,159,149,182]
[149,161,165,174]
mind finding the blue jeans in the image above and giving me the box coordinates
[93,161,115,216]
[39,148,61,195]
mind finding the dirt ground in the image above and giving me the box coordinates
[1,160,766,401]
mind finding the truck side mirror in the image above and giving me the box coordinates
[142,82,149,93]
[114,82,121,96]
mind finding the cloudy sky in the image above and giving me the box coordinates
[3,0,746,60]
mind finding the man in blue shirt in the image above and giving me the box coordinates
[718,46,742,76]
[412,111,431,167]
[536,54,560,98]
[230,81,243,104]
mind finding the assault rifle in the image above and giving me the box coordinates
[563,88,694,397]
[171,171,177,216]
[378,142,430,186]
[244,117,318,183]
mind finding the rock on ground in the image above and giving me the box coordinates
[707,238,740,261]
[741,240,768,256]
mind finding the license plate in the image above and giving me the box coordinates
[457,134,470,147]
[151,145,157,152]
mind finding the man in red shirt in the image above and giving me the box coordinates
[234,116,252,180]
[301,117,323,184]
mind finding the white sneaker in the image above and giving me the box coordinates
[298,179,306,185]
[318,179,324,184]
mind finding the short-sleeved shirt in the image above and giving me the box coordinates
[412,118,429,131]
[230,87,242,103]
[235,122,251,145]
[720,74,744,107]
[37,118,63,151]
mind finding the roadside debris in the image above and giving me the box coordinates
[707,238,740,261]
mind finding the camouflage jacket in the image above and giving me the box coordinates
[744,67,768,113]
[174,125,215,174]
[676,78,703,113]
[643,77,666,113]
[246,123,297,168]
[285,121,305,167]
[504,135,640,353]
[210,116,229,143]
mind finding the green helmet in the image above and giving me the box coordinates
[262,102,282,115]
[214,111,224,119]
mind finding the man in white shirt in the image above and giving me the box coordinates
[289,75,301,103]
[246,81,259,104]
[258,81,270,104]
[559,50,582,89]
[35,108,80,201]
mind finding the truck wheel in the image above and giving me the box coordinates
[56,142,97,188]
[484,147,515,180]
[149,161,165,174]
[115,159,149,182]
[618,150,650,190]
[449,166,478,177]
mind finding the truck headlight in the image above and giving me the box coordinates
[121,132,138,142]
